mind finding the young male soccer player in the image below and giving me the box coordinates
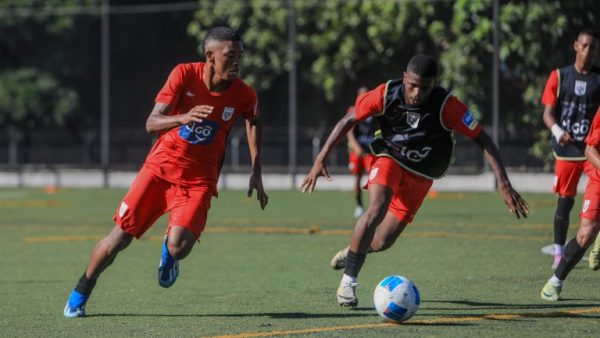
[346,86,378,219]
[541,106,600,301]
[301,54,529,307]
[541,29,600,269]
[64,26,268,317]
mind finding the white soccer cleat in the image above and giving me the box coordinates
[330,246,349,270]
[337,279,358,307]
[353,206,364,219]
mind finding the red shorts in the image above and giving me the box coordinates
[367,156,433,224]
[113,167,213,239]
[553,159,585,197]
[348,152,374,175]
[580,178,600,221]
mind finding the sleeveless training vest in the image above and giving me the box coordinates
[353,116,379,153]
[553,65,600,160]
[370,80,454,179]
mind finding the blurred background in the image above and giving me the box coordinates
[0,0,597,187]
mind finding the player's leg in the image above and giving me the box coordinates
[158,184,212,288]
[336,156,401,307]
[64,168,168,317]
[551,160,583,269]
[64,226,133,318]
[353,172,364,218]
[337,183,393,307]
[349,152,365,218]
[542,183,600,301]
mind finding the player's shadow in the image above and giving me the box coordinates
[87,311,378,319]
[416,299,600,321]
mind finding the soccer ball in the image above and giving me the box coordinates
[373,275,420,323]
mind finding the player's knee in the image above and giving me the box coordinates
[168,240,194,260]
[576,220,600,247]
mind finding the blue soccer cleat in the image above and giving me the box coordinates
[64,289,88,318]
[158,236,179,288]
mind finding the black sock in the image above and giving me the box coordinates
[344,250,366,278]
[554,196,574,246]
[555,239,587,280]
[74,272,97,296]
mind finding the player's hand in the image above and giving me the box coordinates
[558,132,573,146]
[499,184,529,219]
[300,162,331,193]
[353,146,364,157]
[248,172,268,210]
[180,105,213,125]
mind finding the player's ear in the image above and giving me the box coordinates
[205,50,215,64]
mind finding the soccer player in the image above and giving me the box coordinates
[301,54,529,307]
[346,86,378,219]
[541,106,600,301]
[63,27,268,318]
[541,29,600,270]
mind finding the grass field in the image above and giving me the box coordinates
[1,188,599,337]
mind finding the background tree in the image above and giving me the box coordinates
[430,0,597,169]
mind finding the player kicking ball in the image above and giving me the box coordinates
[302,54,529,307]
[64,27,268,317]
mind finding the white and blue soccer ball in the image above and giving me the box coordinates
[373,275,420,323]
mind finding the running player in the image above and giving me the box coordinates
[541,106,600,301]
[301,54,529,307]
[64,27,268,317]
[541,29,600,270]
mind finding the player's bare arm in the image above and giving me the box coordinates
[245,115,268,209]
[473,130,529,219]
[146,103,214,134]
[542,105,573,145]
[301,111,358,193]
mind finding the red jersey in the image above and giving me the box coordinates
[354,83,482,140]
[144,62,258,188]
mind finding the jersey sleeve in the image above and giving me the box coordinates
[354,84,385,121]
[585,107,600,146]
[241,87,258,120]
[441,96,482,140]
[541,69,559,107]
[155,64,186,105]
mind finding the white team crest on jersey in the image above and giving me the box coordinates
[575,80,587,96]
[222,107,235,121]
[406,112,420,129]
[369,167,379,181]
[583,199,591,213]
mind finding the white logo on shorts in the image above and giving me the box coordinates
[583,200,591,213]
[369,167,379,181]
[119,201,128,217]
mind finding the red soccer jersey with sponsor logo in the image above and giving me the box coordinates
[354,83,482,140]
[144,62,257,188]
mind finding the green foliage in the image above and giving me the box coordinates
[189,0,446,101]
[431,0,596,169]
[0,68,78,131]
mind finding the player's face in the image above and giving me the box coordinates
[207,40,244,81]
[402,71,435,106]
[574,34,599,68]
